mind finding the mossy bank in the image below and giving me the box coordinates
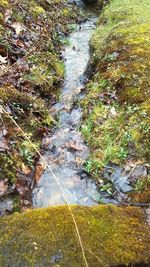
[81,0,150,202]
[0,205,150,266]
[0,0,80,212]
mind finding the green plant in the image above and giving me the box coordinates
[134,176,150,193]
[100,182,113,195]
[116,147,128,161]
[67,23,77,31]
[19,140,39,166]
[81,121,93,140]
[84,160,93,173]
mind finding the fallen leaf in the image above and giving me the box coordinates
[75,157,85,166]
[4,9,12,22]
[0,105,3,114]
[11,22,26,35]
[0,179,8,196]
[65,141,84,151]
[21,163,32,175]
[38,127,49,137]
[0,130,9,152]
[34,163,44,183]
[11,39,25,48]
[42,136,51,147]
[5,105,12,115]
[0,55,7,64]
[16,179,30,196]
[124,163,131,172]
[109,107,118,118]
[0,65,7,74]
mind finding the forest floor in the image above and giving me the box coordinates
[0,0,81,214]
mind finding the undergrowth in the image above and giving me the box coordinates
[0,0,79,211]
[81,0,150,200]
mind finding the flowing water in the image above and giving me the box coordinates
[32,1,100,207]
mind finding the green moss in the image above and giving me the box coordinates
[0,12,4,22]
[24,51,64,96]
[62,8,70,17]
[0,0,9,8]
[0,205,149,266]
[30,4,45,17]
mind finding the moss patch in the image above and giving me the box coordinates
[0,205,150,266]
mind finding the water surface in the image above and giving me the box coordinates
[33,4,99,207]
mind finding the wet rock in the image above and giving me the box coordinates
[65,140,85,151]
[50,252,63,264]
[79,74,89,84]
[77,169,89,179]
[104,163,132,193]
[129,165,148,182]
[103,162,149,197]
[73,0,85,6]
[59,108,82,126]
[0,198,13,216]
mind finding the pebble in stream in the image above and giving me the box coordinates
[33,15,100,207]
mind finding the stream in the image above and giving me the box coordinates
[32,1,100,207]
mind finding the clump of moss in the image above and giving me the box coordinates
[0,0,9,9]
[0,205,150,266]
[82,0,150,195]
[23,51,64,96]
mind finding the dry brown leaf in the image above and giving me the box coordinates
[65,141,84,151]
[21,163,31,175]
[11,22,26,35]
[0,180,8,196]
[109,107,118,118]
[4,9,12,22]
[17,40,25,48]
[34,164,44,183]
[0,130,9,152]
[16,179,29,196]
[75,157,85,166]
[0,55,7,64]
[42,137,51,147]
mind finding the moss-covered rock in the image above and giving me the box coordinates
[0,205,150,266]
